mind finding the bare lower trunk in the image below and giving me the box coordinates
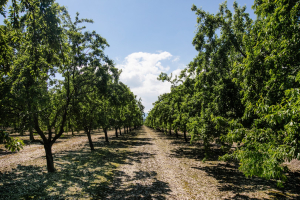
[20,128,24,136]
[115,128,118,137]
[44,143,55,172]
[184,130,188,143]
[169,125,171,135]
[86,128,94,151]
[204,138,210,159]
[29,127,34,141]
[104,128,109,142]
[119,128,121,135]
[127,126,129,133]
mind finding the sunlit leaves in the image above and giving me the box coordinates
[0,130,24,152]
[147,0,300,186]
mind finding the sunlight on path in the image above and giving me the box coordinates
[105,126,224,199]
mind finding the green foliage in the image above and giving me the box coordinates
[0,0,144,172]
[147,0,300,186]
[0,130,24,152]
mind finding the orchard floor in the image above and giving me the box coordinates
[0,126,299,199]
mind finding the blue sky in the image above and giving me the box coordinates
[1,0,256,112]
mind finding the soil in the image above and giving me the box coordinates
[0,126,299,199]
[0,131,93,172]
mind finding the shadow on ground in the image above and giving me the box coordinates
[0,128,171,199]
[149,127,300,199]
[92,130,153,150]
[95,170,171,199]
[192,164,300,199]
[0,148,17,156]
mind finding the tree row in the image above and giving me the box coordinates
[0,0,144,172]
[145,0,300,187]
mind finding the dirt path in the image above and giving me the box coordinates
[103,126,300,199]
[105,126,220,199]
[104,127,218,199]
[1,126,299,199]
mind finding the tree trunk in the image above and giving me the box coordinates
[86,128,94,151]
[204,138,210,159]
[104,128,109,142]
[124,127,126,134]
[20,128,24,136]
[127,126,129,133]
[115,128,118,137]
[29,127,34,141]
[175,128,178,138]
[44,143,55,172]
[184,130,188,143]
[169,124,171,135]
[119,127,122,135]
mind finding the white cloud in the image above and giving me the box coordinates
[170,68,182,79]
[117,51,183,113]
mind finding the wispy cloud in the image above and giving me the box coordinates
[172,56,180,62]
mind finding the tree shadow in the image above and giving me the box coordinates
[92,139,153,150]
[192,163,300,199]
[150,128,191,144]
[93,131,153,150]
[0,128,166,199]
[170,146,226,162]
[153,128,224,162]
[148,127,300,199]
[0,148,158,199]
[0,148,17,156]
[93,170,171,199]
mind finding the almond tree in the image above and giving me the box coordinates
[63,11,118,151]
[1,0,67,171]
[147,0,300,186]
[0,0,114,172]
[220,0,300,186]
